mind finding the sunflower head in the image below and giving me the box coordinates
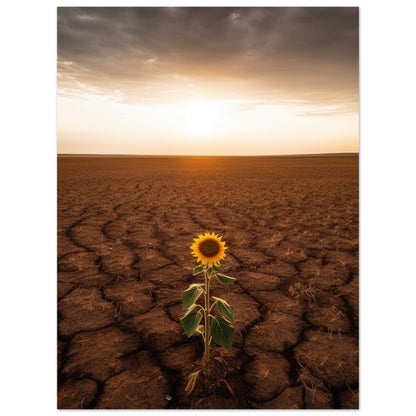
[190,232,227,266]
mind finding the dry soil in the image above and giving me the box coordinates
[57,155,359,409]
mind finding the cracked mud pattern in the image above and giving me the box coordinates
[58,156,359,409]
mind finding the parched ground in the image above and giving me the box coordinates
[57,155,359,409]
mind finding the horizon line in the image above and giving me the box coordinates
[58,152,359,158]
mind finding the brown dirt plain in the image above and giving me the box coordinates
[57,155,359,409]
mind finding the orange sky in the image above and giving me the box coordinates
[57,7,359,155]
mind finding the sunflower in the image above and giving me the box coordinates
[190,232,227,266]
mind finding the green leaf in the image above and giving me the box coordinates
[213,296,234,323]
[192,265,204,276]
[191,325,204,337]
[216,273,237,284]
[182,284,203,310]
[180,309,203,338]
[212,264,228,272]
[210,316,235,350]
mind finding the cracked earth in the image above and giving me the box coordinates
[57,155,359,409]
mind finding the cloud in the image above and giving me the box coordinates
[57,7,358,111]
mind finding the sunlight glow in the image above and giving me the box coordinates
[57,93,358,155]
[184,101,220,138]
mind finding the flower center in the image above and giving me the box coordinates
[199,239,220,257]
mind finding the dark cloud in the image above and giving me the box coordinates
[57,7,358,110]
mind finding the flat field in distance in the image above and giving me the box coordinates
[57,155,359,409]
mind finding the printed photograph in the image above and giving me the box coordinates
[57,7,359,409]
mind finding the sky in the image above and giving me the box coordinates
[57,7,359,155]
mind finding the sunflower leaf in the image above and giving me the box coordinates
[212,296,234,323]
[182,284,204,310]
[210,316,235,350]
[216,273,237,284]
[191,325,204,337]
[213,264,228,272]
[192,265,205,276]
[181,309,203,338]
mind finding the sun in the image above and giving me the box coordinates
[184,101,219,138]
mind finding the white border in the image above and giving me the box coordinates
[2,1,416,414]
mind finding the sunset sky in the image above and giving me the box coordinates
[57,7,359,155]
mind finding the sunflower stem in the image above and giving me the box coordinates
[203,265,211,377]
